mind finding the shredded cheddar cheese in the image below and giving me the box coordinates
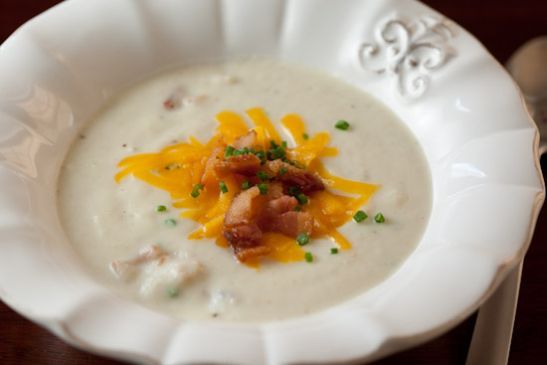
[115,108,378,264]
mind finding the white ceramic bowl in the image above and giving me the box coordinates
[0,0,544,364]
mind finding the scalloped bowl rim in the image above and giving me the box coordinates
[0,0,544,364]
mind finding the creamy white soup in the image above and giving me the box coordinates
[57,59,431,322]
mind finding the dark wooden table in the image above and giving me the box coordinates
[0,1,545,364]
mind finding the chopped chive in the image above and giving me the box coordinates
[288,186,300,196]
[335,120,350,130]
[330,248,339,255]
[257,183,268,195]
[232,149,243,156]
[353,210,368,223]
[219,181,228,194]
[156,205,167,212]
[374,212,386,223]
[164,218,177,227]
[294,205,302,211]
[254,150,266,162]
[166,287,179,298]
[296,232,310,246]
[224,145,235,157]
[241,147,250,155]
[190,183,204,198]
[270,140,278,148]
[304,252,313,263]
[302,133,309,140]
[257,171,269,181]
[296,193,309,205]
[241,181,251,190]
[268,145,286,160]
[281,140,288,148]
[279,166,288,176]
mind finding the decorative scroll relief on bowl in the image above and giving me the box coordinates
[358,16,455,99]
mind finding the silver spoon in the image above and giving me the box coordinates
[466,36,547,365]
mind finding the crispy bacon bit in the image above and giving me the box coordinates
[224,186,262,226]
[265,160,325,193]
[259,196,313,237]
[224,187,266,260]
[265,211,314,237]
[265,182,284,200]
[215,154,261,176]
[201,147,224,186]
[264,195,298,214]
[233,130,257,150]
[235,246,271,262]
[163,88,184,110]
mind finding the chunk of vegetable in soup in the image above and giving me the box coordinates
[57,59,431,322]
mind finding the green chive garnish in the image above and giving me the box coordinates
[288,186,300,196]
[257,183,268,195]
[166,287,179,298]
[241,181,251,190]
[305,252,313,263]
[353,210,368,222]
[190,183,204,198]
[281,141,288,148]
[156,205,167,212]
[335,120,350,130]
[257,171,269,181]
[279,166,288,176]
[219,181,228,194]
[164,218,177,227]
[374,212,386,223]
[302,133,309,140]
[254,150,266,163]
[330,248,339,255]
[224,145,235,157]
[296,193,309,205]
[268,146,286,160]
[296,232,310,246]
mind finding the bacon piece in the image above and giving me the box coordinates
[201,147,224,186]
[265,160,325,193]
[264,195,298,214]
[215,154,261,176]
[163,88,184,110]
[266,182,284,200]
[265,211,314,237]
[233,130,257,150]
[224,186,262,225]
[258,196,313,237]
[223,187,267,261]
[224,222,262,249]
[234,245,271,262]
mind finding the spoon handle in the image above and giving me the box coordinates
[465,263,523,365]
[533,100,547,154]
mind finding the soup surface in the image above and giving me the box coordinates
[58,59,431,322]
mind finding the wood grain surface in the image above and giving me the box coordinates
[0,0,546,364]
